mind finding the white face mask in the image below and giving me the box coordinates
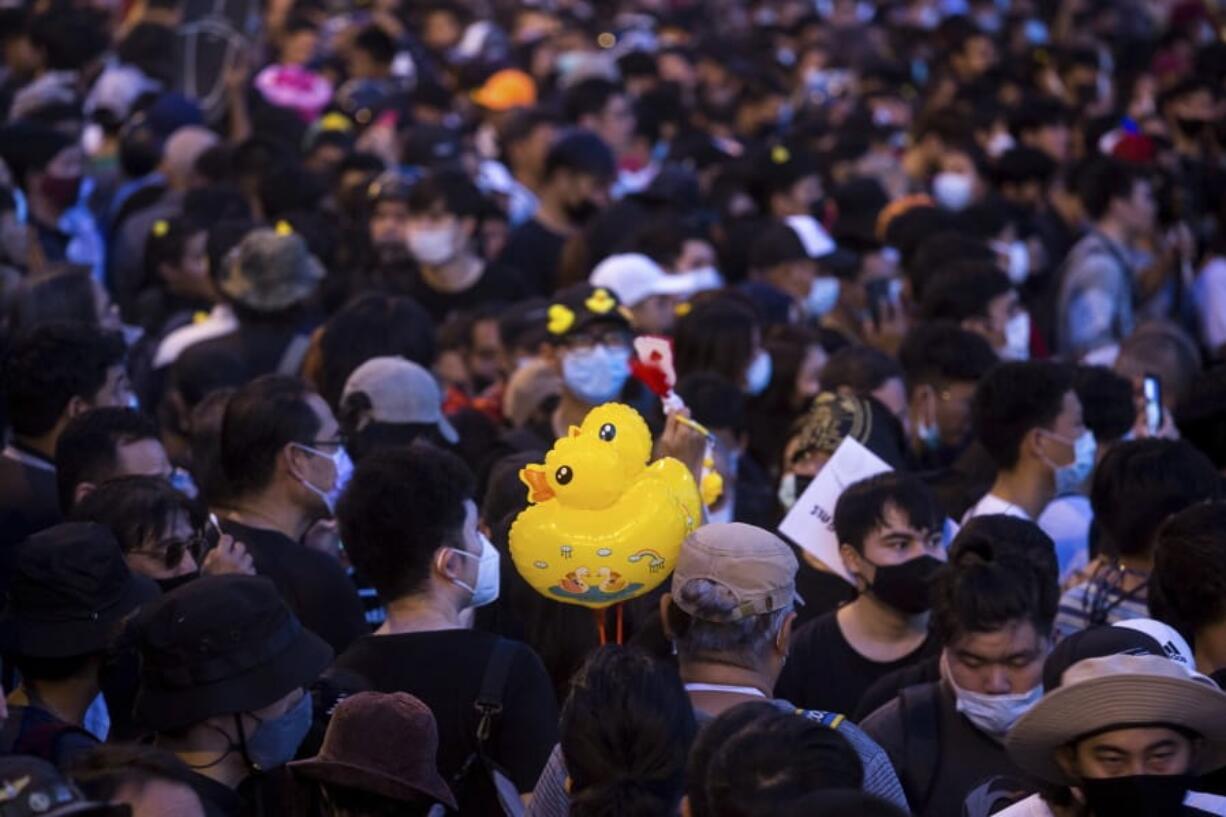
[407,224,459,266]
[932,171,974,211]
[292,443,354,516]
[449,532,501,608]
[1040,429,1097,496]
[805,276,841,317]
[999,311,1031,361]
[744,350,773,396]
[993,240,1030,284]
[944,653,1043,739]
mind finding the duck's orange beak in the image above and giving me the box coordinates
[520,466,554,503]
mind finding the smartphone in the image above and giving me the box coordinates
[203,512,224,556]
[1143,374,1163,436]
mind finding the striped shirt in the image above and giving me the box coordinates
[1055,563,1150,640]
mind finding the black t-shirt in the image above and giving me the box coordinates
[408,261,528,325]
[792,555,857,627]
[0,448,61,559]
[497,219,566,296]
[220,520,368,655]
[334,629,558,813]
[861,681,1035,817]
[774,610,940,717]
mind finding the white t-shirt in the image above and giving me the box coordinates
[1037,494,1093,583]
[963,492,1030,525]
[1195,256,1226,353]
[995,790,1226,817]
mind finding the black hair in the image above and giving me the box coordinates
[8,266,102,335]
[919,262,1012,324]
[906,232,997,301]
[777,791,909,817]
[54,408,160,512]
[676,373,747,435]
[29,9,108,72]
[755,323,824,416]
[220,375,322,498]
[143,216,206,290]
[1009,96,1071,136]
[188,387,235,510]
[72,476,196,558]
[882,207,955,269]
[544,130,617,182]
[497,107,560,158]
[1177,366,1226,469]
[69,744,201,804]
[352,23,396,66]
[932,515,1060,644]
[563,78,625,123]
[821,346,903,395]
[1070,365,1134,445]
[973,361,1074,470]
[1078,158,1147,221]
[336,446,475,601]
[674,295,760,385]
[706,711,864,817]
[317,294,437,411]
[562,646,697,817]
[834,472,942,553]
[2,323,126,438]
[405,170,485,218]
[12,653,99,683]
[1089,439,1222,558]
[1151,502,1226,639]
[685,702,778,817]
[994,147,1058,187]
[898,322,998,394]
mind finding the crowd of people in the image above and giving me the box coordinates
[3,0,1226,814]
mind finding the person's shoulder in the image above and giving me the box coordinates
[992,793,1053,817]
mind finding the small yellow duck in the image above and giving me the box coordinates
[510,403,701,609]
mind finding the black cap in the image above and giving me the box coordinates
[0,523,142,659]
[402,124,462,169]
[1041,625,1166,692]
[751,143,819,193]
[0,756,127,817]
[544,284,631,344]
[749,221,811,270]
[133,575,333,732]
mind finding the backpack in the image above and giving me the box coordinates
[897,682,942,812]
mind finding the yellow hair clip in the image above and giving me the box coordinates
[275,220,293,236]
[547,304,575,335]
[152,220,169,237]
[771,145,791,165]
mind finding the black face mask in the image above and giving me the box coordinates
[1079,774,1192,817]
[865,554,943,614]
[1176,117,1212,140]
[156,571,200,595]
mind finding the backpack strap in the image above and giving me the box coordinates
[898,682,942,812]
[276,333,312,377]
[474,638,517,751]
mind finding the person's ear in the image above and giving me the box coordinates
[680,795,693,817]
[65,394,91,420]
[1054,746,1080,781]
[72,481,96,508]
[910,384,934,425]
[776,610,797,656]
[1024,426,1046,463]
[839,542,866,587]
[659,593,675,640]
[434,544,462,580]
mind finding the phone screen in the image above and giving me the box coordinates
[1143,374,1163,436]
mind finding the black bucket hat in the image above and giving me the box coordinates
[132,575,333,732]
[0,523,143,659]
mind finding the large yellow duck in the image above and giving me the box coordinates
[510,404,702,609]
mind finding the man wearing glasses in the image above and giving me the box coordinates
[211,375,368,654]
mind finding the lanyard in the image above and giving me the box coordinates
[2,444,53,473]
[684,683,769,698]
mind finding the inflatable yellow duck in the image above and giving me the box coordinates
[510,403,702,609]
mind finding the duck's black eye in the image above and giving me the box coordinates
[599,423,616,442]
[555,466,573,485]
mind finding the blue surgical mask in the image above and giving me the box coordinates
[744,350,773,396]
[806,276,841,317]
[292,443,354,515]
[242,691,313,772]
[1041,429,1097,495]
[562,344,631,405]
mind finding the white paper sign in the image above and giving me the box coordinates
[778,437,892,585]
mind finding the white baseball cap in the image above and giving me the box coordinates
[589,253,696,308]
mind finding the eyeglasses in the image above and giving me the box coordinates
[129,532,205,571]
[564,331,631,353]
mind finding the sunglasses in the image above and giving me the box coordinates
[129,532,205,571]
